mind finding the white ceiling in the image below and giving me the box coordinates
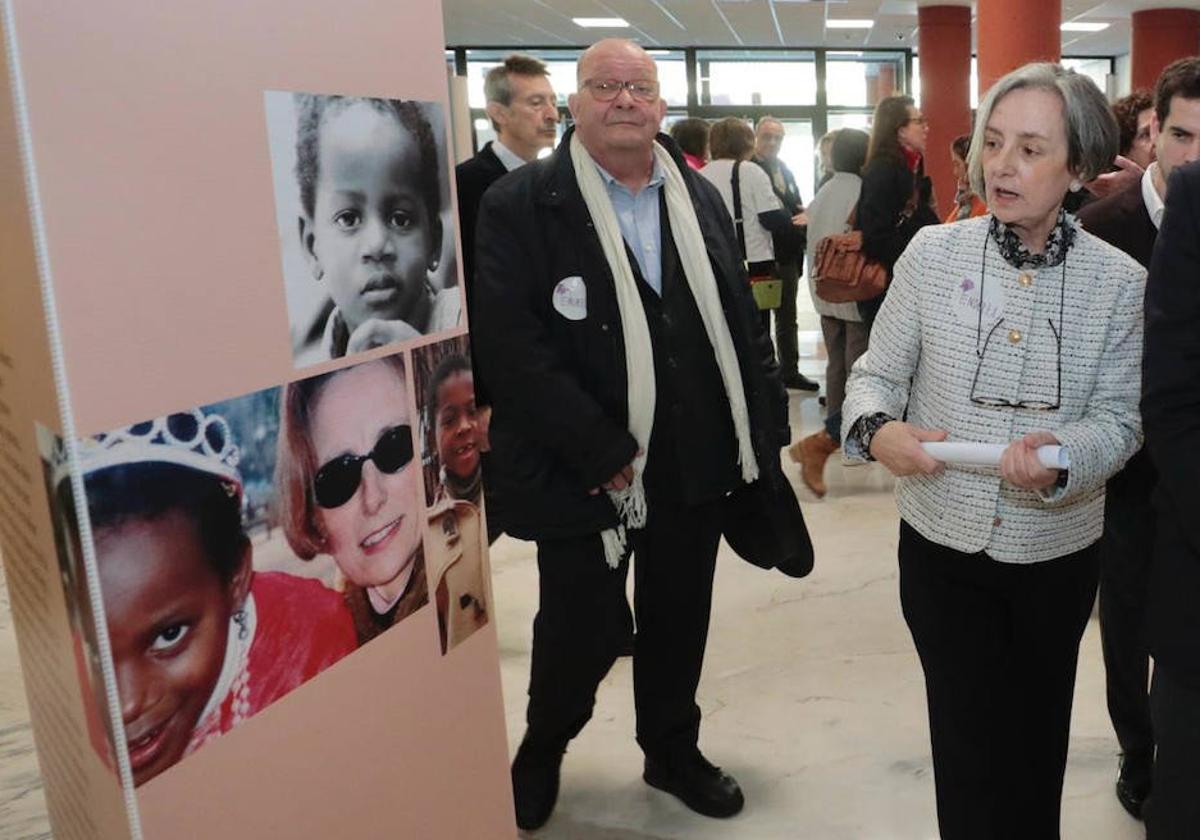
[443,0,1200,57]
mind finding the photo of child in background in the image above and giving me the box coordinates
[69,409,357,787]
[413,339,491,655]
[276,354,430,645]
[265,91,461,367]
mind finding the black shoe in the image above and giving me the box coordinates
[512,735,566,831]
[643,750,744,818]
[1115,752,1152,820]
[781,372,820,392]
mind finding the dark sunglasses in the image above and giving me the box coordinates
[313,425,413,509]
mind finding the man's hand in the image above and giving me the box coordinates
[347,318,423,354]
[792,211,808,226]
[1086,156,1144,199]
[869,421,948,477]
[590,462,635,495]
[1000,431,1060,490]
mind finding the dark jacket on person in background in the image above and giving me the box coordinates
[855,152,939,321]
[1079,175,1159,517]
[471,128,789,541]
[1142,160,1200,690]
[753,154,806,263]
[454,141,508,304]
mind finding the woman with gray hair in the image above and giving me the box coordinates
[841,63,1145,838]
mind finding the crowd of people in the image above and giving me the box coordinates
[454,41,1200,838]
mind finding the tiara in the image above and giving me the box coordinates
[53,409,243,495]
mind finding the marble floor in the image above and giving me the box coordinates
[0,359,1147,839]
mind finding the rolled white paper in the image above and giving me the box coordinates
[921,441,1070,470]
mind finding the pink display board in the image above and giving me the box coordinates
[0,1,513,837]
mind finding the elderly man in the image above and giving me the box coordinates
[753,117,817,392]
[1078,55,1200,820]
[456,54,558,297]
[473,38,790,830]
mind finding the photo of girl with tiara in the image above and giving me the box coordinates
[68,406,358,787]
[264,91,462,367]
[412,337,491,655]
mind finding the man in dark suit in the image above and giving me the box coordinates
[1078,55,1200,821]
[474,38,796,831]
[455,53,558,302]
[1142,158,1200,837]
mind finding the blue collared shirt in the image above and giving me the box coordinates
[594,158,665,295]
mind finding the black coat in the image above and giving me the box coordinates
[454,142,508,301]
[1142,160,1200,689]
[1078,177,1159,513]
[855,153,939,321]
[472,128,789,540]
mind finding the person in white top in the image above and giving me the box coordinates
[789,128,870,497]
[699,118,800,332]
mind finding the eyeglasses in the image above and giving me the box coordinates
[906,116,929,127]
[581,78,660,103]
[313,425,413,509]
[968,238,1065,412]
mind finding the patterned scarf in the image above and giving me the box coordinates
[988,208,1076,268]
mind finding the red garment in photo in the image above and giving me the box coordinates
[187,571,356,752]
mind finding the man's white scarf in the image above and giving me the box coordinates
[570,133,759,568]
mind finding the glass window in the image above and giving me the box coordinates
[1062,57,1113,97]
[697,50,817,106]
[773,119,817,205]
[826,52,907,107]
[648,50,688,107]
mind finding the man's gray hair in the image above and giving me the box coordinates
[968,62,1118,196]
[483,54,550,130]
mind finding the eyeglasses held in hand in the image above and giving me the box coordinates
[582,78,660,103]
[313,424,414,509]
[968,237,1065,412]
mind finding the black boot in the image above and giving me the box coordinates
[643,750,744,818]
[511,734,567,831]
[1115,751,1152,820]
[781,371,820,392]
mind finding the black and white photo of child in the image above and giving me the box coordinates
[265,92,461,367]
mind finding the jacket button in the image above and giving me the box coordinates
[993,516,1002,527]
[1007,329,1022,344]
[1018,272,1033,287]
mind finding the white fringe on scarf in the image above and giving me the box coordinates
[570,134,760,568]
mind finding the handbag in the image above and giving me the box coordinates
[732,160,782,311]
[722,477,814,578]
[813,205,889,304]
[813,173,922,304]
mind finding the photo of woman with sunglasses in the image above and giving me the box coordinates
[277,354,429,646]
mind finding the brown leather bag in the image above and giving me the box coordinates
[814,176,923,304]
[813,206,888,304]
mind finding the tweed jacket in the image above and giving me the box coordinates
[842,215,1146,563]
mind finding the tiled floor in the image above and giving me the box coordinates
[0,363,1146,839]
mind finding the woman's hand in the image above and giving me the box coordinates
[347,318,423,354]
[1000,431,1061,490]
[869,421,948,477]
